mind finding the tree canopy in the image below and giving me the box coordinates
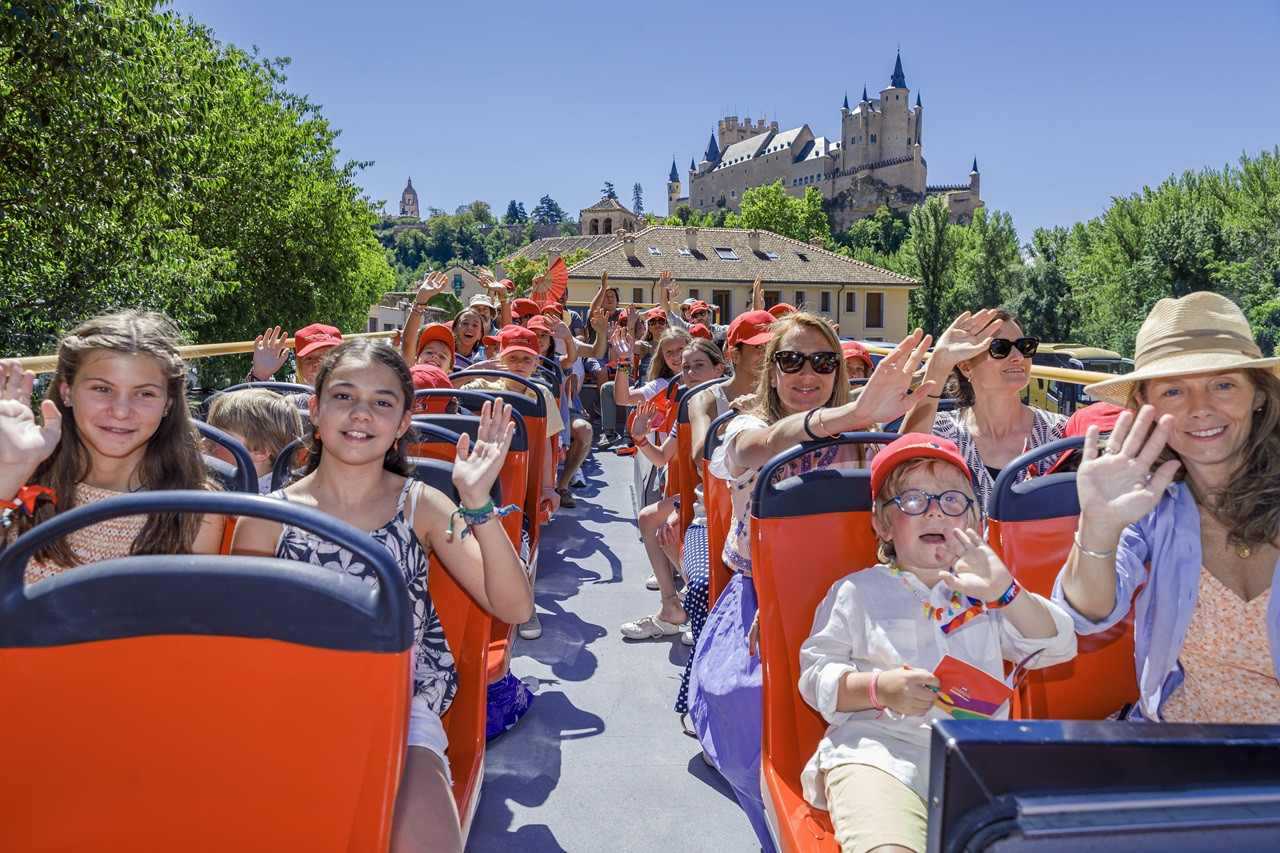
[1,0,392,358]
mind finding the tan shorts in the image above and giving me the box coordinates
[824,763,927,853]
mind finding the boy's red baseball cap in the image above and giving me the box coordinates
[841,340,873,371]
[415,323,456,360]
[512,298,541,318]
[542,302,565,317]
[496,325,540,357]
[293,323,343,358]
[768,302,797,318]
[870,433,971,500]
[410,365,454,414]
[526,315,554,334]
[689,323,713,341]
[726,310,776,347]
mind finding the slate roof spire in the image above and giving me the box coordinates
[890,50,906,88]
[843,92,849,110]
[669,159,679,182]
[971,157,979,173]
[689,158,696,172]
[915,92,921,108]
[705,131,719,163]
[861,84,868,102]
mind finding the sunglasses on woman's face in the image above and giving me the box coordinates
[988,337,1039,359]
[773,350,841,374]
[648,318,668,326]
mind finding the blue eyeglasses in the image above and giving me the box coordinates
[884,489,973,517]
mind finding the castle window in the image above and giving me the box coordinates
[648,247,661,256]
[871,134,876,142]
[730,191,735,198]
[908,137,912,145]
[714,247,739,261]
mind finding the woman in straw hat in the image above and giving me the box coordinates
[900,307,1067,518]
[1055,291,1280,723]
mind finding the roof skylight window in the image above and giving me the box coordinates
[714,247,739,261]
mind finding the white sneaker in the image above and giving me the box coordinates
[645,572,660,590]
[681,624,694,646]
[518,614,542,640]
[569,471,586,488]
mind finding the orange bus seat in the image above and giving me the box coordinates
[674,378,728,538]
[410,459,494,840]
[0,491,413,852]
[702,410,740,608]
[751,433,897,853]
[989,437,1139,720]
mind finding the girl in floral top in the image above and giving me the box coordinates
[232,339,531,853]
[1,311,223,582]
[689,312,936,851]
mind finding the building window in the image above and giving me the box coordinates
[845,291,857,313]
[711,289,732,321]
[820,291,831,313]
[714,247,739,261]
[763,290,782,309]
[688,289,700,300]
[648,246,661,256]
[764,250,778,260]
[632,287,644,303]
[870,134,876,142]
[907,137,912,145]
[730,190,736,198]
[794,290,807,308]
[677,247,692,257]
[453,274,463,289]
[866,292,884,328]
[793,251,809,262]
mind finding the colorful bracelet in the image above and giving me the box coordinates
[631,435,650,448]
[986,578,1022,610]
[446,498,521,541]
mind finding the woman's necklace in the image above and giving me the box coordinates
[890,564,963,621]
[1197,499,1253,559]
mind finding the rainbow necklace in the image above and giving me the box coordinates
[890,565,963,620]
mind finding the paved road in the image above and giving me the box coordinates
[466,447,764,852]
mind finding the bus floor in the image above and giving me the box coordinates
[466,446,765,852]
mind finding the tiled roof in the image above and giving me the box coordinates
[565,226,918,287]
[507,234,621,261]
[713,133,772,171]
[580,197,636,215]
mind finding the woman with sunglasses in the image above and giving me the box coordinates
[900,307,1067,518]
[689,311,934,850]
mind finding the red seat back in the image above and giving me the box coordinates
[989,438,1138,720]
[751,433,894,852]
[0,492,412,852]
[702,410,739,607]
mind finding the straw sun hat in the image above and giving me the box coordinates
[1087,291,1280,406]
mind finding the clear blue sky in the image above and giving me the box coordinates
[165,0,1280,241]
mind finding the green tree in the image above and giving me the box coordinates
[601,181,617,200]
[954,208,1022,311]
[502,199,528,224]
[901,197,960,336]
[632,182,644,215]
[531,194,568,224]
[1006,227,1077,341]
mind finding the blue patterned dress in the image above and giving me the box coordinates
[273,479,457,716]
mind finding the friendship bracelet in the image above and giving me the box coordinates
[446,498,521,541]
[631,435,650,448]
[1072,531,1116,559]
[868,670,886,717]
[986,579,1022,609]
[3,485,56,516]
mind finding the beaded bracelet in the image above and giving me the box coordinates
[446,498,521,541]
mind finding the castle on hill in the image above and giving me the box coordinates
[667,52,983,230]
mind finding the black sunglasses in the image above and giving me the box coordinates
[988,337,1039,359]
[648,318,668,325]
[773,350,840,374]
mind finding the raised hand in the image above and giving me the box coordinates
[849,329,936,426]
[932,309,1001,368]
[0,360,61,499]
[532,273,545,290]
[631,400,660,437]
[661,270,679,304]
[610,326,635,361]
[943,526,1014,602]
[416,272,448,303]
[452,400,516,508]
[728,392,757,412]
[752,275,763,310]
[589,307,609,334]
[1077,406,1180,532]
[476,267,494,286]
[251,326,290,381]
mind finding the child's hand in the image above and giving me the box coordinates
[943,527,1013,602]
[631,400,659,437]
[876,666,939,716]
[0,361,61,499]
[251,326,290,380]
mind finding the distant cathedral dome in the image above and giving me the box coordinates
[399,177,420,219]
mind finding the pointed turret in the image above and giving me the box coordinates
[971,157,979,173]
[915,92,921,108]
[890,50,906,88]
[689,158,696,172]
[861,84,868,103]
[669,159,679,182]
[704,131,719,164]
[843,92,849,110]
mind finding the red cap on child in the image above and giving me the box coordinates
[768,302,797,318]
[726,310,776,347]
[496,325,540,357]
[293,323,343,358]
[840,340,873,371]
[689,323,713,341]
[870,433,971,500]
[410,365,454,414]
[512,298,541,318]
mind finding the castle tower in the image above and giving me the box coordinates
[877,51,911,161]
[399,177,419,219]
[667,158,681,209]
[969,158,980,196]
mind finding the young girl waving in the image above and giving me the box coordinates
[231,339,532,853]
[2,311,222,581]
